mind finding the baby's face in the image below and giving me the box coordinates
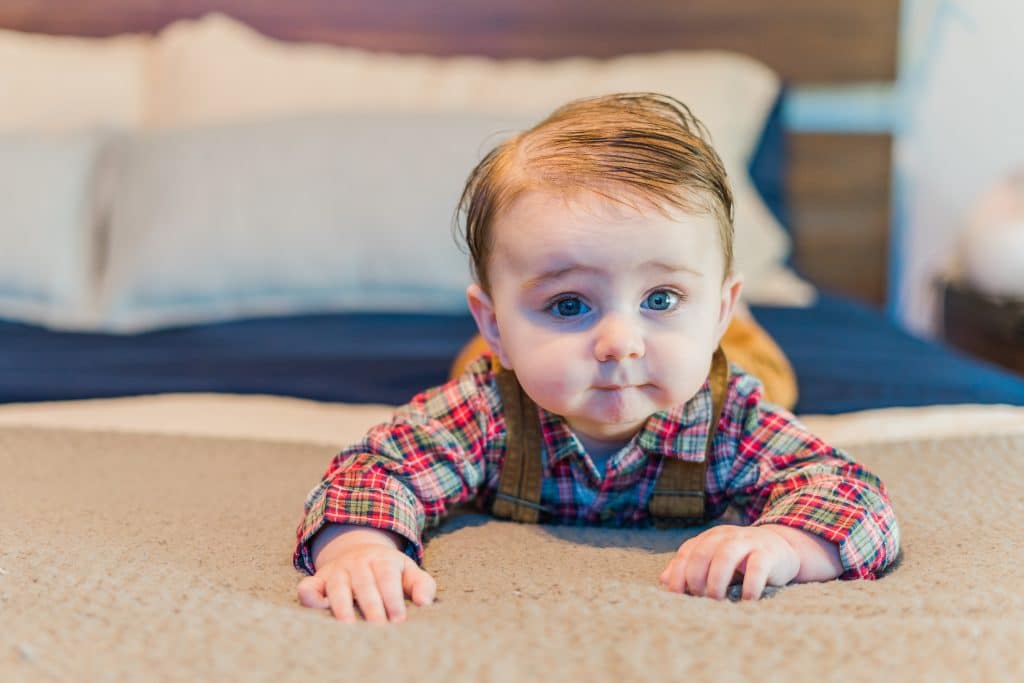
[467,188,741,454]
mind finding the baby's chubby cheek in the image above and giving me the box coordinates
[501,342,585,410]
[659,353,715,406]
[511,358,583,413]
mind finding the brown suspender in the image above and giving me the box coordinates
[647,346,730,527]
[490,347,731,527]
[491,365,548,523]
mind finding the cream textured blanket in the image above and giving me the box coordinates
[1,421,1022,682]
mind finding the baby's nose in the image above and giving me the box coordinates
[593,313,645,361]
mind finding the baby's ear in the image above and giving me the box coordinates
[466,284,512,368]
[714,272,744,346]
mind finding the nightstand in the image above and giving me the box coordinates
[941,279,1024,376]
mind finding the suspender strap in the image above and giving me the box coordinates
[491,358,548,523]
[647,346,730,526]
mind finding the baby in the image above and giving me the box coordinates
[294,92,900,623]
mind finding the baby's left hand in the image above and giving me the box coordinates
[658,524,800,601]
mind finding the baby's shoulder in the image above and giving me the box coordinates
[723,362,769,405]
[395,352,501,420]
[461,352,498,384]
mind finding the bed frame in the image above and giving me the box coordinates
[0,0,898,306]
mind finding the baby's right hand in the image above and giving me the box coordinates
[297,528,436,624]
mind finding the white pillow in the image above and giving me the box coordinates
[98,112,535,332]
[147,12,815,307]
[0,130,111,330]
[0,28,148,132]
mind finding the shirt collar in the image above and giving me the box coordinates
[539,378,714,464]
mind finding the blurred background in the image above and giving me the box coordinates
[897,0,1024,338]
[1,0,1022,411]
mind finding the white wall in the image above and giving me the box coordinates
[895,0,1024,336]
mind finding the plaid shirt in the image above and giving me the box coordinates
[294,354,900,581]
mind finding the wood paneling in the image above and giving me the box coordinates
[0,0,898,83]
[787,133,893,306]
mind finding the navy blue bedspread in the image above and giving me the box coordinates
[1,293,1022,414]
[751,294,1024,413]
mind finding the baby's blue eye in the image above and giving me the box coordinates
[548,296,591,317]
[642,290,679,311]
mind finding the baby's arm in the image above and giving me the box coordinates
[296,523,436,623]
[718,373,900,580]
[661,371,899,599]
[293,358,498,620]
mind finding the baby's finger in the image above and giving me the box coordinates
[705,545,751,600]
[323,572,357,623]
[684,546,718,597]
[403,561,437,606]
[296,575,330,609]
[664,552,690,594]
[349,566,389,624]
[740,551,770,601]
[370,559,407,623]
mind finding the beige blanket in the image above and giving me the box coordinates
[2,413,1022,681]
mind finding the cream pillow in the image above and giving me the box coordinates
[148,13,815,306]
[97,112,534,332]
[0,28,149,132]
[0,129,112,330]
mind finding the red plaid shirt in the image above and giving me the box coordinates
[294,354,900,580]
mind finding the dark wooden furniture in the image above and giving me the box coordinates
[942,280,1024,376]
[0,0,898,306]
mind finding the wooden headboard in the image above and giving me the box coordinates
[0,0,898,306]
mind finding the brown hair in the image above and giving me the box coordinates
[455,92,734,293]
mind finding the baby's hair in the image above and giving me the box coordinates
[455,92,734,293]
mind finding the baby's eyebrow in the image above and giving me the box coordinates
[642,260,703,277]
[521,264,598,291]
[521,260,702,291]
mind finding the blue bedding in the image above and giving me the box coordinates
[752,294,1024,413]
[1,293,1022,414]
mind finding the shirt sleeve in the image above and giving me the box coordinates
[292,357,497,575]
[710,371,901,581]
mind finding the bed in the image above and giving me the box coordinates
[1,2,1023,681]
